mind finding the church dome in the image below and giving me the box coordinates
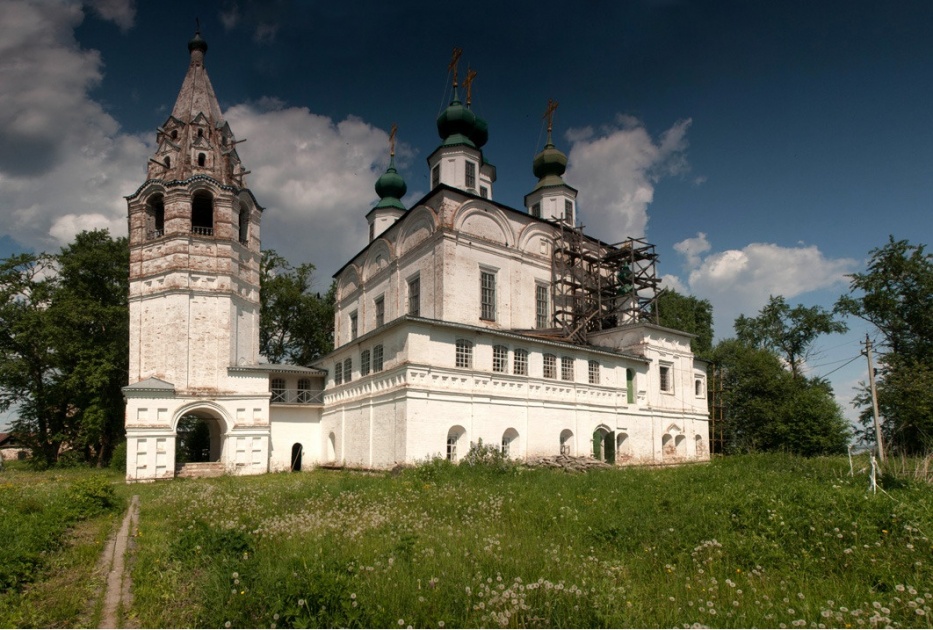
[374,156,407,210]
[470,114,489,149]
[436,89,477,148]
[188,30,208,54]
[533,140,568,180]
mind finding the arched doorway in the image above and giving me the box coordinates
[592,426,615,464]
[291,443,303,471]
[176,412,224,463]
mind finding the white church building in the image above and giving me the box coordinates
[123,33,709,481]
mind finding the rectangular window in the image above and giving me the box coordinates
[465,161,476,189]
[561,356,574,381]
[350,311,358,340]
[588,360,600,385]
[564,199,573,222]
[626,368,635,404]
[660,364,672,393]
[374,296,385,328]
[695,377,706,398]
[480,186,488,199]
[432,164,440,188]
[373,345,384,372]
[535,284,549,329]
[271,378,286,403]
[343,357,352,383]
[543,354,557,379]
[361,350,371,376]
[513,348,528,376]
[408,275,420,317]
[335,362,343,386]
[369,222,375,242]
[480,270,496,321]
[493,345,508,373]
[455,339,473,369]
[531,202,541,218]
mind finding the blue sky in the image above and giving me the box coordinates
[2,0,931,430]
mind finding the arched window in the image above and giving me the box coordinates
[328,432,337,461]
[501,428,518,458]
[238,203,249,243]
[164,155,171,168]
[361,350,371,376]
[198,152,206,167]
[372,345,384,372]
[588,360,600,384]
[147,194,165,239]
[447,426,466,463]
[493,345,508,373]
[270,378,286,403]
[543,354,557,379]
[197,128,203,138]
[291,443,303,471]
[171,129,178,140]
[191,190,214,235]
[560,429,574,455]
[513,348,528,375]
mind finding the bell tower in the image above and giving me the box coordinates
[124,29,271,481]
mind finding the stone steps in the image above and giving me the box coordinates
[175,461,225,478]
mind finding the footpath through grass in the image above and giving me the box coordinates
[129,454,933,628]
[0,463,125,627]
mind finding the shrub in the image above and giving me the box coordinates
[460,438,517,474]
[109,441,127,473]
[67,475,117,517]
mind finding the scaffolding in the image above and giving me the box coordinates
[551,222,661,344]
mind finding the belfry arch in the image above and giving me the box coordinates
[173,404,229,464]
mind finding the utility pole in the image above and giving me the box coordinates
[863,334,885,463]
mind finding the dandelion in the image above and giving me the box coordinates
[225,623,231,629]
[896,584,906,592]
[439,622,445,628]
[298,599,305,607]
[398,619,405,626]
[916,609,926,616]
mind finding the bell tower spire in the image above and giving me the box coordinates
[124,29,271,481]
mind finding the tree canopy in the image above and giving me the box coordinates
[836,237,933,455]
[0,230,128,466]
[735,295,847,378]
[260,250,335,366]
[655,289,714,357]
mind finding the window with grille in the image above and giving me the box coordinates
[588,360,600,385]
[513,348,528,375]
[543,354,557,379]
[373,345,384,372]
[343,357,352,383]
[455,339,473,368]
[480,186,488,199]
[535,284,549,329]
[334,362,343,385]
[465,161,476,189]
[561,356,574,381]
[271,378,286,403]
[531,202,541,218]
[446,434,458,462]
[501,435,511,457]
[564,199,573,222]
[361,350,371,376]
[375,296,385,328]
[432,164,440,188]
[350,311,358,340]
[660,364,672,393]
[493,345,508,373]
[408,275,420,317]
[480,271,496,321]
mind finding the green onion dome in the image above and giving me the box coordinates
[374,156,407,210]
[531,132,569,189]
[470,114,489,149]
[436,88,477,148]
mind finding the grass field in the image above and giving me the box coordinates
[2,454,931,628]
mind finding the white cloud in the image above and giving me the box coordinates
[225,101,410,279]
[0,0,150,251]
[86,0,135,31]
[566,116,691,243]
[673,231,710,268]
[672,232,858,339]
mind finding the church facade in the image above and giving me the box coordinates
[123,34,709,481]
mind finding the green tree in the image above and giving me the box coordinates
[0,231,128,466]
[735,295,847,378]
[260,250,335,365]
[836,237,933,454]
[655,289,714,356]
[711,339,850,456]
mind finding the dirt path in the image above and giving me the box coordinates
[99,494,139,629]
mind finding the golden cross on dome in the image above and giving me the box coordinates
[543,98,559,134]
[448,47,463,86]
[389,123,397,157]
[464,66,477,106]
